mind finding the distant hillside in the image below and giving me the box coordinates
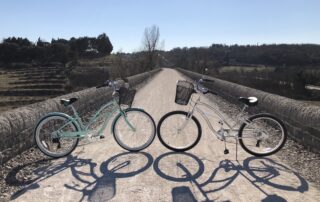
[0,52,157,112]
[165,44,320,100]
[166,44,320,68]
[0,65,68,112]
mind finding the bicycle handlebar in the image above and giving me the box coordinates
[200,78,215,83]
[195,78,218,95]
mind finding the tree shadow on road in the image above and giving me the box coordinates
[154,152,308,202]
[64,151,153,202]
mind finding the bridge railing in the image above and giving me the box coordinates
[177,68,320,153]
[0,68,162,164]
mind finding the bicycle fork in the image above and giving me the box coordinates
[177,107,196,133]
[120,110,136,132]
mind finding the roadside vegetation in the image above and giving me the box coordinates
[0,26,164,112]
[1,27,320,111]
[165,44,320,101]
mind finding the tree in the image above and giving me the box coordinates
[36,37,49,47]
[96,33,113,55]
[3,37,32,47]
[142,25,161,70]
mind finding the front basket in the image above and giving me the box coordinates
[119,87,136,107]
[175,80,194,105]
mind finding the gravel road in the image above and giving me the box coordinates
[1,68,320,202]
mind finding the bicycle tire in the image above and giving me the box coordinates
[112,108,156,151]
[157,111,202,152]
[238,113,287,157]
[34,113,79,158]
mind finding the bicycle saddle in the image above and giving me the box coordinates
[238,97,258,106]
[60,98,78,106]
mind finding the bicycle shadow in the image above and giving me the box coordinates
[242,156,308,193]
[172,186,197,202]
[64,151,153,202]
[153,152,214,201]
[154,152,308,202]
[7,155,93,200]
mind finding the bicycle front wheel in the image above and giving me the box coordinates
[238,113,287,157]
[157,111,202,152]
[34,113,79,158]
[112,108,156,151]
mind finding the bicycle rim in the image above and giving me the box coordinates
[113,109,155,151]
[35,115,79,157]
[240,115,286,156]
[158,112,201,151]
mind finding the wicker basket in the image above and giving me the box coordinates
[118,87,136,107]
[175,80,194,105]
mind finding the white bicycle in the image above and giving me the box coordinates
[157,78,287,157]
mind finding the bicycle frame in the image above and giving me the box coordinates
[184,94,252,140]
[52,98,134,139]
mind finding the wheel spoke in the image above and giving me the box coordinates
[157,111,201,152]
[35,115,78,157]
[113,109,155,151]
[239,115,286,156]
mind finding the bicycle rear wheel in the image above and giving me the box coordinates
[112,108,156,151]
[157,111,202,152]
[34,113,79,158]
[238,113,287,156]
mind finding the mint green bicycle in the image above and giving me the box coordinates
[34,79,156,158]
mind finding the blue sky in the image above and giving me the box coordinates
[0,0,319,52]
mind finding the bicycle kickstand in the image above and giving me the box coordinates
[224,141,229,155]
[235,138,238,161]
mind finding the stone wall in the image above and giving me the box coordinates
[0,68,162,164]
[178,68,320,152]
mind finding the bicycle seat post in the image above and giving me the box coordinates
[69,104,78,116]
[240,105,248,114]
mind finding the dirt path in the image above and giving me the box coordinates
[9,68,320,202]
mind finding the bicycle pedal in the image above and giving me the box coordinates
[256,140,261,147]
[224,149,229,154]
[100,135,105,139]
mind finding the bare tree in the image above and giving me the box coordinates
[142,25,161,70]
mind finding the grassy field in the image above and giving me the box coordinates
[219,65,275,73]
[0,55,125,113]
[0,65,68,112]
